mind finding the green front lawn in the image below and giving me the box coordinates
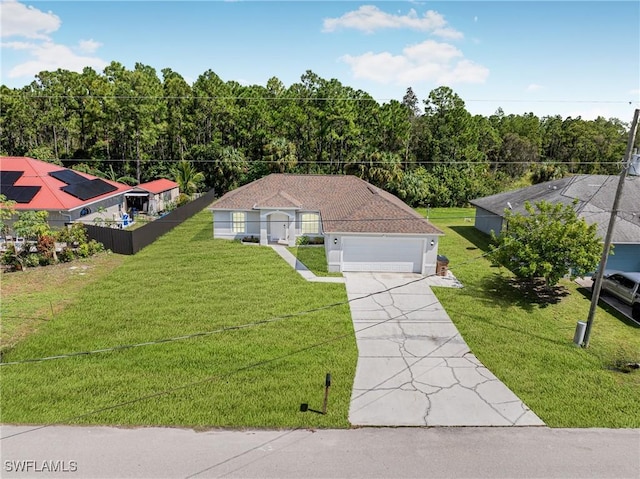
[287,246,342,277]
[1,210,357,428]
[421,207,640,428]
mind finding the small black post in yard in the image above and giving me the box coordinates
[322,373,331,415]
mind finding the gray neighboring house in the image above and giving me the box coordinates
[210,174,443,274]
[470,175,640,272]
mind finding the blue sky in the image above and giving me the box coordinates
[1,1,639,122]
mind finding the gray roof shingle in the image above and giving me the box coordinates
[210,174,443,235]
[471,175,640,243]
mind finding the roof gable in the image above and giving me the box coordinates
[0,156,132,210]
[254,190,302,209]
[210,174,442,235]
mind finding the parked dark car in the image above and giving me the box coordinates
[632,294,640,321]
[597,271,640,306]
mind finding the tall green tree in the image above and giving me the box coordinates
[422,86,481,165]
[161,68,192,161]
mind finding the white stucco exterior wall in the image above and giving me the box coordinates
[212,210,260,240]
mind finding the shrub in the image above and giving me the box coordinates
[24,254,41,268]
[37,235,56,263]
[176,194,190,207]
[76,243,91,258]
[87,240,105,255]
[57,223,88,245]
[58,247,76,263]
[296,236,310,246]
[1,245,23,271]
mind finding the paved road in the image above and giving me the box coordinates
[1,425,638,478]
[344,273,543,426]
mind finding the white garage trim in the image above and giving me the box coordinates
[341,236,425,274]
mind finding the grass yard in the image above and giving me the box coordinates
[287,246,342,277]
[0,210,357,428]
[420,207,640,428]
[1,253,126,352]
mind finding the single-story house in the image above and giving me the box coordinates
[210,174,443,274]
[470,175,640,272]
[125,178,180,215]
[1,156,132,230]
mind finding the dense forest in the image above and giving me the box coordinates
[0,62,634,207]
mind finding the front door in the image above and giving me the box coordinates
[269,213,289,242]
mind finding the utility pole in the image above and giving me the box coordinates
[583,108,639,347]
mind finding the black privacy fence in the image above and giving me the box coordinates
[84,189,216,255]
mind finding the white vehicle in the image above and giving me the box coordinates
[597,271,640,306]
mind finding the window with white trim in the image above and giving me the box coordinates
[301,213,320,235]
[232,212,246,233]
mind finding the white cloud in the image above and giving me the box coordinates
[404,40,462,62]
[1,1,107,83]
[1,40,33,50]
[4,40,107,79]
[432,27,463,40]
[323,5,462,39]
[340,39,488,86]
[341,52,408,84]
[77,39,102,54]
[527,83,543,92]
[0,0,61,39]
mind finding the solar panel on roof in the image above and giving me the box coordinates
[62,179,117,201]
[49,169,88,185]
[1,185,40,203]
[1,171,23,186]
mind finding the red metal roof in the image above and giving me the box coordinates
[137,178,179,194]
[0,156,132,211]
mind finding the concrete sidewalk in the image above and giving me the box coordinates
[270,245,345,283]
[345,272,544,427]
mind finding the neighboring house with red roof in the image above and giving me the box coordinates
[1,156,133,230]
[127,178,180,215]
[210,174,443,274]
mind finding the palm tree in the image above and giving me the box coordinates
[172,160,205,196]
[101,165,137,186]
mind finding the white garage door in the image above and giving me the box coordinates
[342,236,424,273]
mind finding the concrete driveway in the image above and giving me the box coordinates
[345,272,544,427]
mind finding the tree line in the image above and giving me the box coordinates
[0,62,634,207]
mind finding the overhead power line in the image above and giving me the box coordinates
[0,274,430,367]
[0,281,444,441]
[0,224,565,440]
[10,158,632,165]
[4,93,637,105]
[1,234,515,369]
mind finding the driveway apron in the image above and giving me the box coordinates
[345,272,544,427]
